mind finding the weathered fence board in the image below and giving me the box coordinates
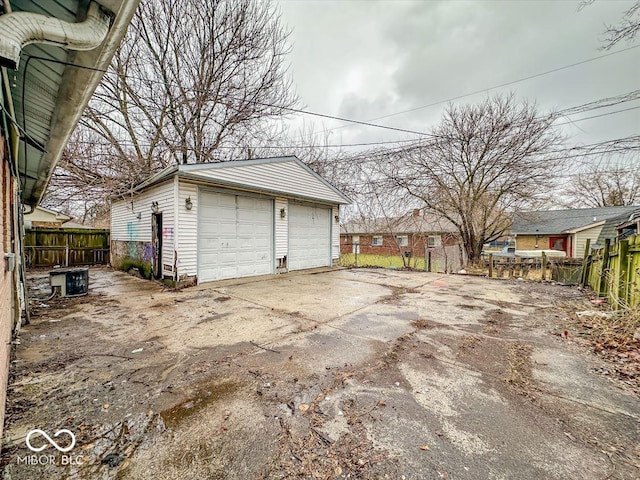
[25,228,110,268]
[583,234,640,308]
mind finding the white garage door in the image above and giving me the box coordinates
[198,190,273,283]
[288,203,331,271]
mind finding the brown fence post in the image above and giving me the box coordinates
[65,232,70,267]
[616,239,629,307]
[541,252,547,281]
[580,238,591,286]
[488,253,493,278]
[598,239,611,297]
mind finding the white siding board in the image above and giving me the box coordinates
[110,181,176,275]
[275,197,288,259]
[332,206,340,260]
[574,225,604,258]
[177,181,198,278]
[185,160,345,204]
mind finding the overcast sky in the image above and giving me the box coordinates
[276,0,640,155]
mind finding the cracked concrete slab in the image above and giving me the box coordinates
[1,267,638,479]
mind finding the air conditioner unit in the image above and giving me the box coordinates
[49,268,89,297]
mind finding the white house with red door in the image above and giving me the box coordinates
[512,206,640,258]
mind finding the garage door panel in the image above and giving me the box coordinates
[288,203,331,271]
[198,190,273,283]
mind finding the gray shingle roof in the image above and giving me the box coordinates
[596,208,640,244]
[512,206,640,235]
[341,213,458,235]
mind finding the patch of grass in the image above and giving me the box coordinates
[120,258,152,279]
[339,253,426,270]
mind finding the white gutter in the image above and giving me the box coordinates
[0,2,110,70]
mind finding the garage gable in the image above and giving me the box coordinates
[179,157,350,205]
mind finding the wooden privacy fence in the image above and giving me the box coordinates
[25,228,110,268]
[582,235,640,308]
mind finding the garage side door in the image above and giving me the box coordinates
[198,191,273,283]
[288,203,331,271]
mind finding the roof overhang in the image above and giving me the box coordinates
[4,0,139,207]
[563,220,606,234]
[114,156,352,206]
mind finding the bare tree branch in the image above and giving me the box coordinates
[382,94,564,264]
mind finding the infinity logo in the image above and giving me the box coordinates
[25,429,76,453]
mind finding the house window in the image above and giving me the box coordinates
[372,236,383,246]
[396,235,408,247]
[427,235,442,247]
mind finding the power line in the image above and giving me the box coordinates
[553,105,640,127]
[24,44,640,139]
[300,45,640,134]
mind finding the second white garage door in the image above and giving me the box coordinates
[198,191,273,283]
[288,203,331,271]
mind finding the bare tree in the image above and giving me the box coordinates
[46,0,296,218]
[580,0,640,49]
[565,154,640,207]
[603,1,640,49]
[383,95,564,264]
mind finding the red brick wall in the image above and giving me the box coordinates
[340,233,458,256]
[0,133,14,441]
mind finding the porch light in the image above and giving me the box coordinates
[151,201,159,214]
[280,208,286,219]
[334,215,339,223]
[185,196,193,210]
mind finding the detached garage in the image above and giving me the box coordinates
[110,156,351,284]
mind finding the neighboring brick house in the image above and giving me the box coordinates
[512,206,640,258]
[340,210,459,257]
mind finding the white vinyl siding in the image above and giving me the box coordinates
[197,190,273,283]
[177,181,198,278]
[288,203,331,271]
[574,225,604,258]
[275,197,288,259]
[183,159,346,205]
[332,206,340,260]
[111,180,175,275]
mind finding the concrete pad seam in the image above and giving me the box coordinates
[426,352,640,420]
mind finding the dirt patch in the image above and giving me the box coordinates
[161,380,241,429]
[458,334,483,351]
[504,343,535,397]
[562,305,640,396]
[263,396,400,479]
[411,318,432,330]
[377,285,420,304]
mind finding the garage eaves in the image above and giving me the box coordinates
[119,156,353,206]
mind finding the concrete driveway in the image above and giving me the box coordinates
[1,267,638,479]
